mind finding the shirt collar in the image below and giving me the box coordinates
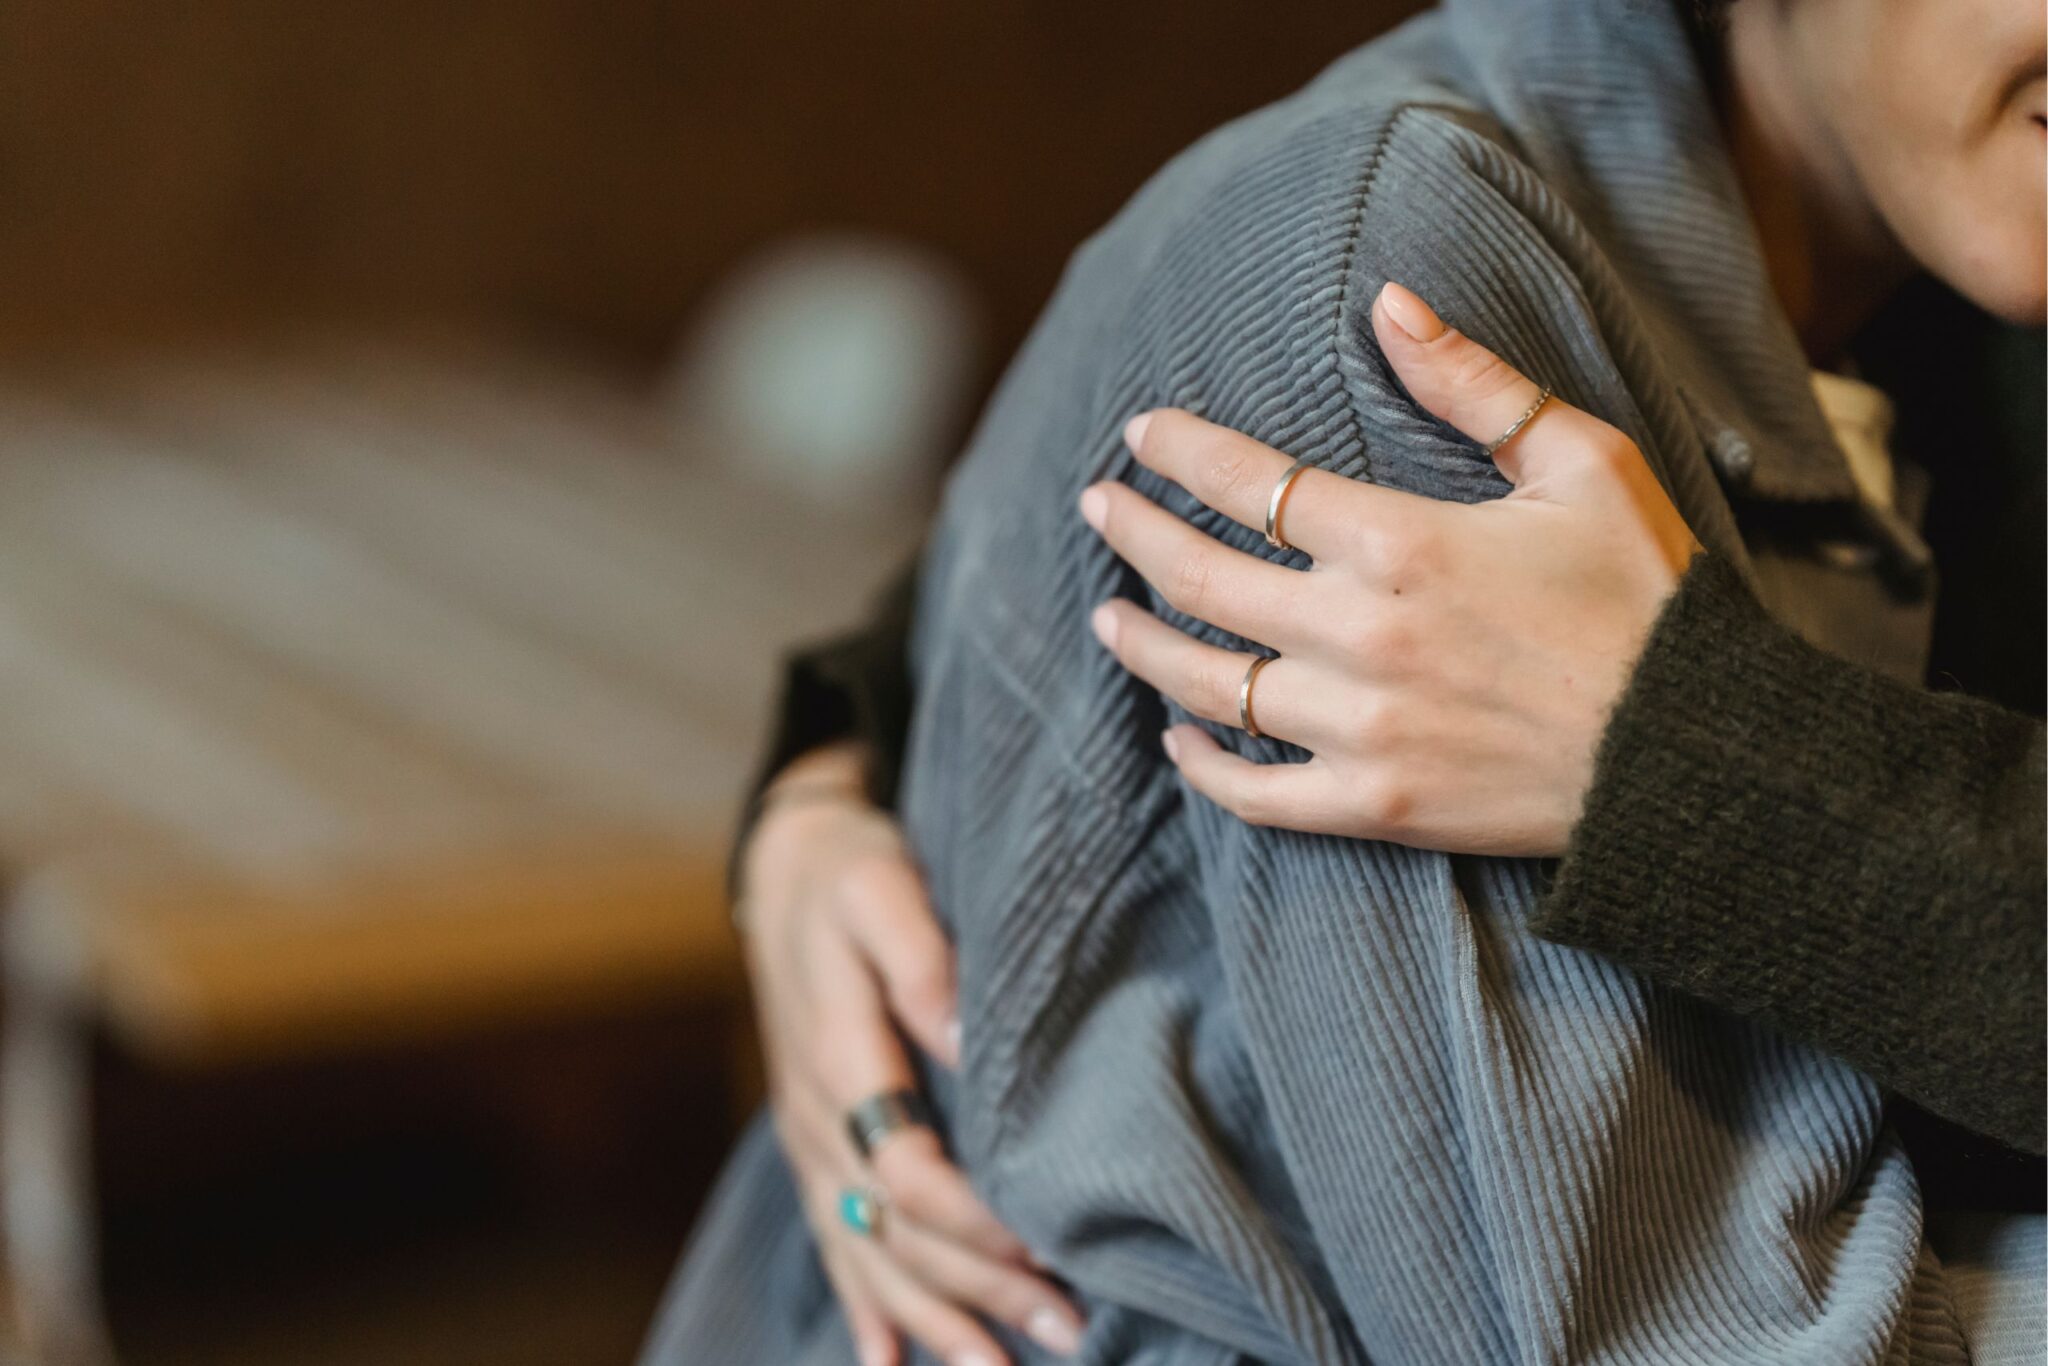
[1440,0,1863,505]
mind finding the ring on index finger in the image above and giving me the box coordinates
[1486,385,1552,456]
[846,1088,935,1160]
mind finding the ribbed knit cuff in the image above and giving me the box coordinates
[1532,552,2046,1154]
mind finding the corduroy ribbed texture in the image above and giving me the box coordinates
[641,1,2028,1360]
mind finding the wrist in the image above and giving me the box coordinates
[734,741,877,931]
[762,739,873,804]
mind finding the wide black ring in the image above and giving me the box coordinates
[845,1089,934,1159]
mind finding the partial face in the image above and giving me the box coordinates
[1778,0,2046,323]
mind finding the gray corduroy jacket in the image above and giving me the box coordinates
[643,1,2039,1361]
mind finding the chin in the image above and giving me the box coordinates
[1944,233,2047,327]
[1966,275,2048,328]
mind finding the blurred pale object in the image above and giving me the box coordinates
[0,330,919,1058]
[667,235,980,508]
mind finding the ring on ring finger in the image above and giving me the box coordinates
[839,1184,888,1240]
[1239,655,1278,740]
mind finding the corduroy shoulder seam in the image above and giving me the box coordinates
[1326,104,1418,491]
[1327,101,1484,491]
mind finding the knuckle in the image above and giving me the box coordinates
[1449,342,1520,400]
[1592,429,1642,475]
[1186,657,1234,719]
[1349,697,1399,750]
[890,960,951,1018]
[1230,782,1280,828]
[879,1170,942,1227]
[1165,547,1214,612]
[1363,525,1438,586]
[1199,441,1258,506]
[1357,776,1416,838]
[836,854,897,915]
[1343,700,1409,753]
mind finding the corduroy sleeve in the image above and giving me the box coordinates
[1531,552,2047,1155]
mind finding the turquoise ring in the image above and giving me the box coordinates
[838,1185,886,1240]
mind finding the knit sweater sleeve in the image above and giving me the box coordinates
[726,557,919,895]
[1530,552,2047,1155]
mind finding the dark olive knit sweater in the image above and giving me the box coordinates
[1534,552,2044,1158]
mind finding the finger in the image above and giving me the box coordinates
[1079,480,1307,646]
[848,1238,1014,1366]
[882,1215,1084,1358]
[1161,725,1361,836]
[836,850,961,1067]
[1090,600,1323,745]
[782,996,1036,1272]
[1119,407,1411,561]
[787,1131,901,1366]
[1370,281,1618,489]
[802,922,924,1119]
[821,1242,902,1366]
[871,1127,1032,1264]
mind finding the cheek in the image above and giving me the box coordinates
[1868,114,2048,324]
[1944,126,2047,323]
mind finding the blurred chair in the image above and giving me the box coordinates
[0,333,916,1362]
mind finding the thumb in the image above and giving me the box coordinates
[1370,280,1575,488]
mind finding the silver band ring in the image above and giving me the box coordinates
[1486,385,1552,456]
[1238,655,1277,739]
[1264,457,1316,551]
[846,1089,933,1160]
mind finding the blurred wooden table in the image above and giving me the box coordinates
[0,333,914,1361]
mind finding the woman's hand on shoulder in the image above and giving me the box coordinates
[739,742,1083,1366]
[1081,281,1700,858]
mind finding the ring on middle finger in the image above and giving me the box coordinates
[1264,456,1317,552]
[846,1088,935,1160]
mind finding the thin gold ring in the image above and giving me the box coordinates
[1486,385,1552,456]
[1238,655,1277,739]
[1264,457,1316,551]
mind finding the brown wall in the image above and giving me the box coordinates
[0,1,1426,361]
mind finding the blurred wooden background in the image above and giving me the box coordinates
[0,0,1422,363]
[0,3,1428,1363]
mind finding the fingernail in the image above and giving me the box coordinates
[858,1344,891,1366]
[945,1014,963,1062]
[1026,1306,1084,1355]
[1078,484,1108,531]
[949,1353,999,1366]
[1123,410,1153,452]
[1378,281,1445,342]
[1161,729,1180,762]
[1089,602,1119,650]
